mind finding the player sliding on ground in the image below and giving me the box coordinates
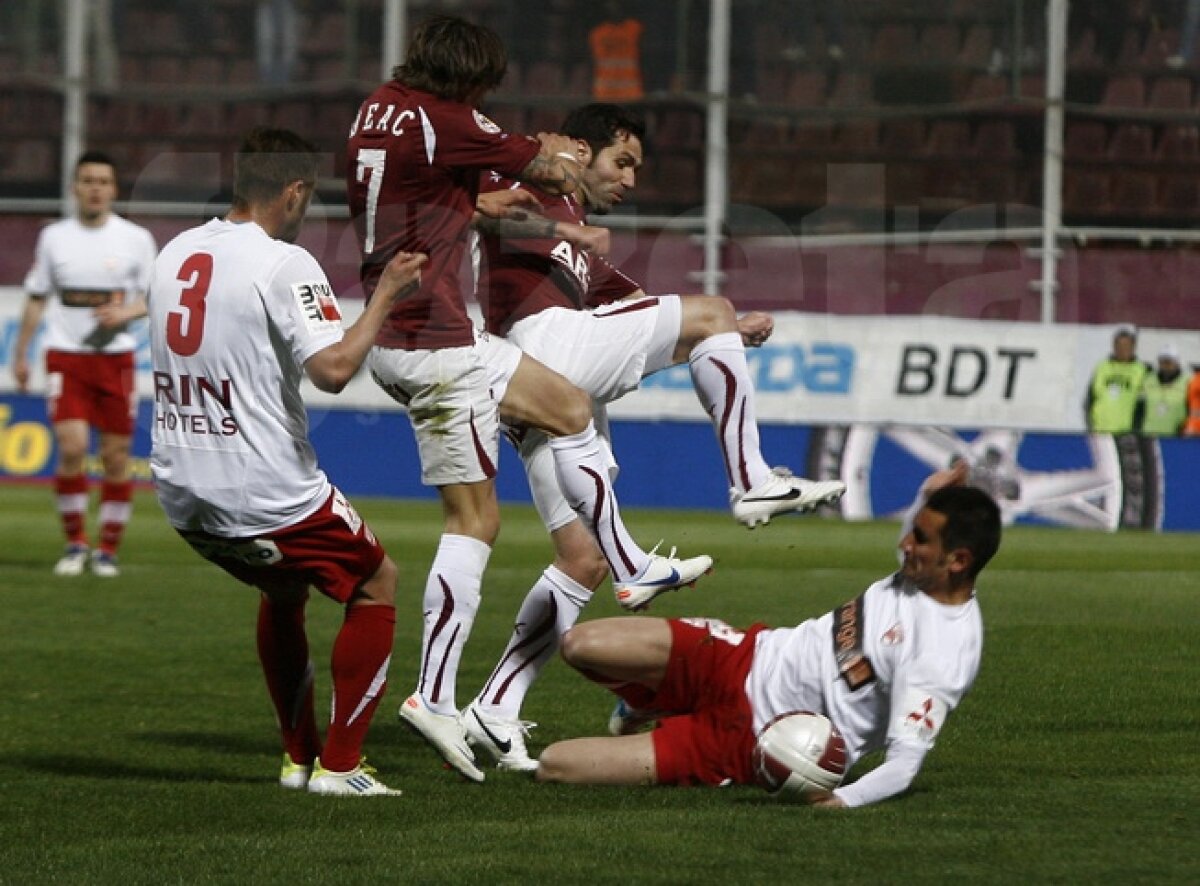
[536,465,1000,807]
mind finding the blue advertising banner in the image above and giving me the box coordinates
[2,394,1197,532]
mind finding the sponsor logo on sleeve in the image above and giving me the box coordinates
[896,689,948,743]
[473,110,501,134]
[292,281,342,332]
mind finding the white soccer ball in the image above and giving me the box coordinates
[752,711,848,799]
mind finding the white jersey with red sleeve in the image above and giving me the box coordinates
[148,218,344,536]
[745,575,982,805]
[24,215,157,354]
[346,82,541,350]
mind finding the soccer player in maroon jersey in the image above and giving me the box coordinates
[346,16,710,783]
[459,104,845,772]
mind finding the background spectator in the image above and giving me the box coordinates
[1084,325,1149,434]
[1138,344,1189,436]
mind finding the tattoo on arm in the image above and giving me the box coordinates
[522,153,583,196]
[475,216,559,239]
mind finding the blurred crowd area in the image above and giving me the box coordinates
[1,0,1199,233]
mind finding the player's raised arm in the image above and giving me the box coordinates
[304,251,426,393]
[519,132,600,197]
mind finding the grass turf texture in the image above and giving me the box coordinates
[1,485,1196,883]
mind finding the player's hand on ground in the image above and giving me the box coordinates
[737,311,774,348]
[476,187,541,220]
[377,251,427,302]
[562,223,611,257]
[803,789,847,808]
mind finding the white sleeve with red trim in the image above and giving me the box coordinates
[833,740,927,808]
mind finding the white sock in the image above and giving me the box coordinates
[549,421,649,584]
[477,566,592,720]
[417,533,490,715]
[689,332,772,493]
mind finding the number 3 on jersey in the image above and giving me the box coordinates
[167,252,214,356]
[356,148,386,254]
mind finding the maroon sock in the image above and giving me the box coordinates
[98,480,133,555]
[321,603,396,772]
[256,595,321,766]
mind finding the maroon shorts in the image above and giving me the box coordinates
[178,489,387,603]
[45,349,137,435]
[650,618,768,787]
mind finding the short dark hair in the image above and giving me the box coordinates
[232,127,318,208]
[75,150,117,178]
[925,485,1002,579]
[393,15,507,102]
[561,103,647,158]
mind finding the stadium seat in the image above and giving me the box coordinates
[869,24,918,65]
[785,71,826,107]
[972,120,1018,159]
[791,120,836,153]
[1063,169,1112,215]
[145,55,186,85]
[1147,76,1193,110]
[925,120,971,157]
[827,72,874,107]
[523,61,568,96]
[1064,121,1108,159]
[1107,124,1155,162]
[652,108,704,149]
[1158,174,1200,217]
[833,119,879,157]
[1141,28,1179,68]
[880,119,928,156]
[1101,74,1146,109]
[958,25,992,67]
[273,101,314,133]
[1110,171,1159,218]
[1156,124,1200,163]
[964,74,1009,103]
[0,138,56,186]
[738,118,791,148]
[918,24,961,63]
[637,151,701,206]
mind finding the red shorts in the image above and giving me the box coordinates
[650,618,768,787]
[45,349,137,435]
[178,489,387,603]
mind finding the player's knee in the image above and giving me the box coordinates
[686,295,737,341]
[553,385,593,436]
[559,622,603,669]
[558,549,608,591]
[534,744,569,783]
[364,555,399,605]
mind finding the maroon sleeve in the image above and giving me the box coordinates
[586,255,642,308]
[433,105,541,175]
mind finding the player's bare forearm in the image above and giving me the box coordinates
[474,214,559,240]
[94,296,148,329]
[306,252,426,393]
[523,133,587,196]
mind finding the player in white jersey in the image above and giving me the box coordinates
[12,151,157,578]
[149,127,426,797]
[535,466,1001,808]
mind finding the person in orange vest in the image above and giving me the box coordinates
[588,1,644,101]
[1185,362,1200,436]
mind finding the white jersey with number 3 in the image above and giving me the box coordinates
[746,576,982,767]
[148,218,344,536]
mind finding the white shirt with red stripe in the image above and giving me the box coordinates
[745,576,982,807]
[148,218,344,536]
[24,215,157,354]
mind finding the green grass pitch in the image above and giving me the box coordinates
[1,485,1196,883]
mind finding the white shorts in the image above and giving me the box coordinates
[369,330,523,486]
[506,295,682,403]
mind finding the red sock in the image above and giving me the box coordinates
[256,596,321,766]
[54,474,89,546]
[98,480,133,555]
[322,603,396,772]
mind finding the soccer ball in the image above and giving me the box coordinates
[752,711,847,799]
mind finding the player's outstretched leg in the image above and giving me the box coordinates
[687,329,845,527]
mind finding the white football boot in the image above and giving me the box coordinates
[53,544,89,577]
[613,543,713,612]
[278,753,312,790]
[90,550,120,578]
[306,758,401,796]
[398,692,485,783]
[462,699,539,773]
[730,467,846,528]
